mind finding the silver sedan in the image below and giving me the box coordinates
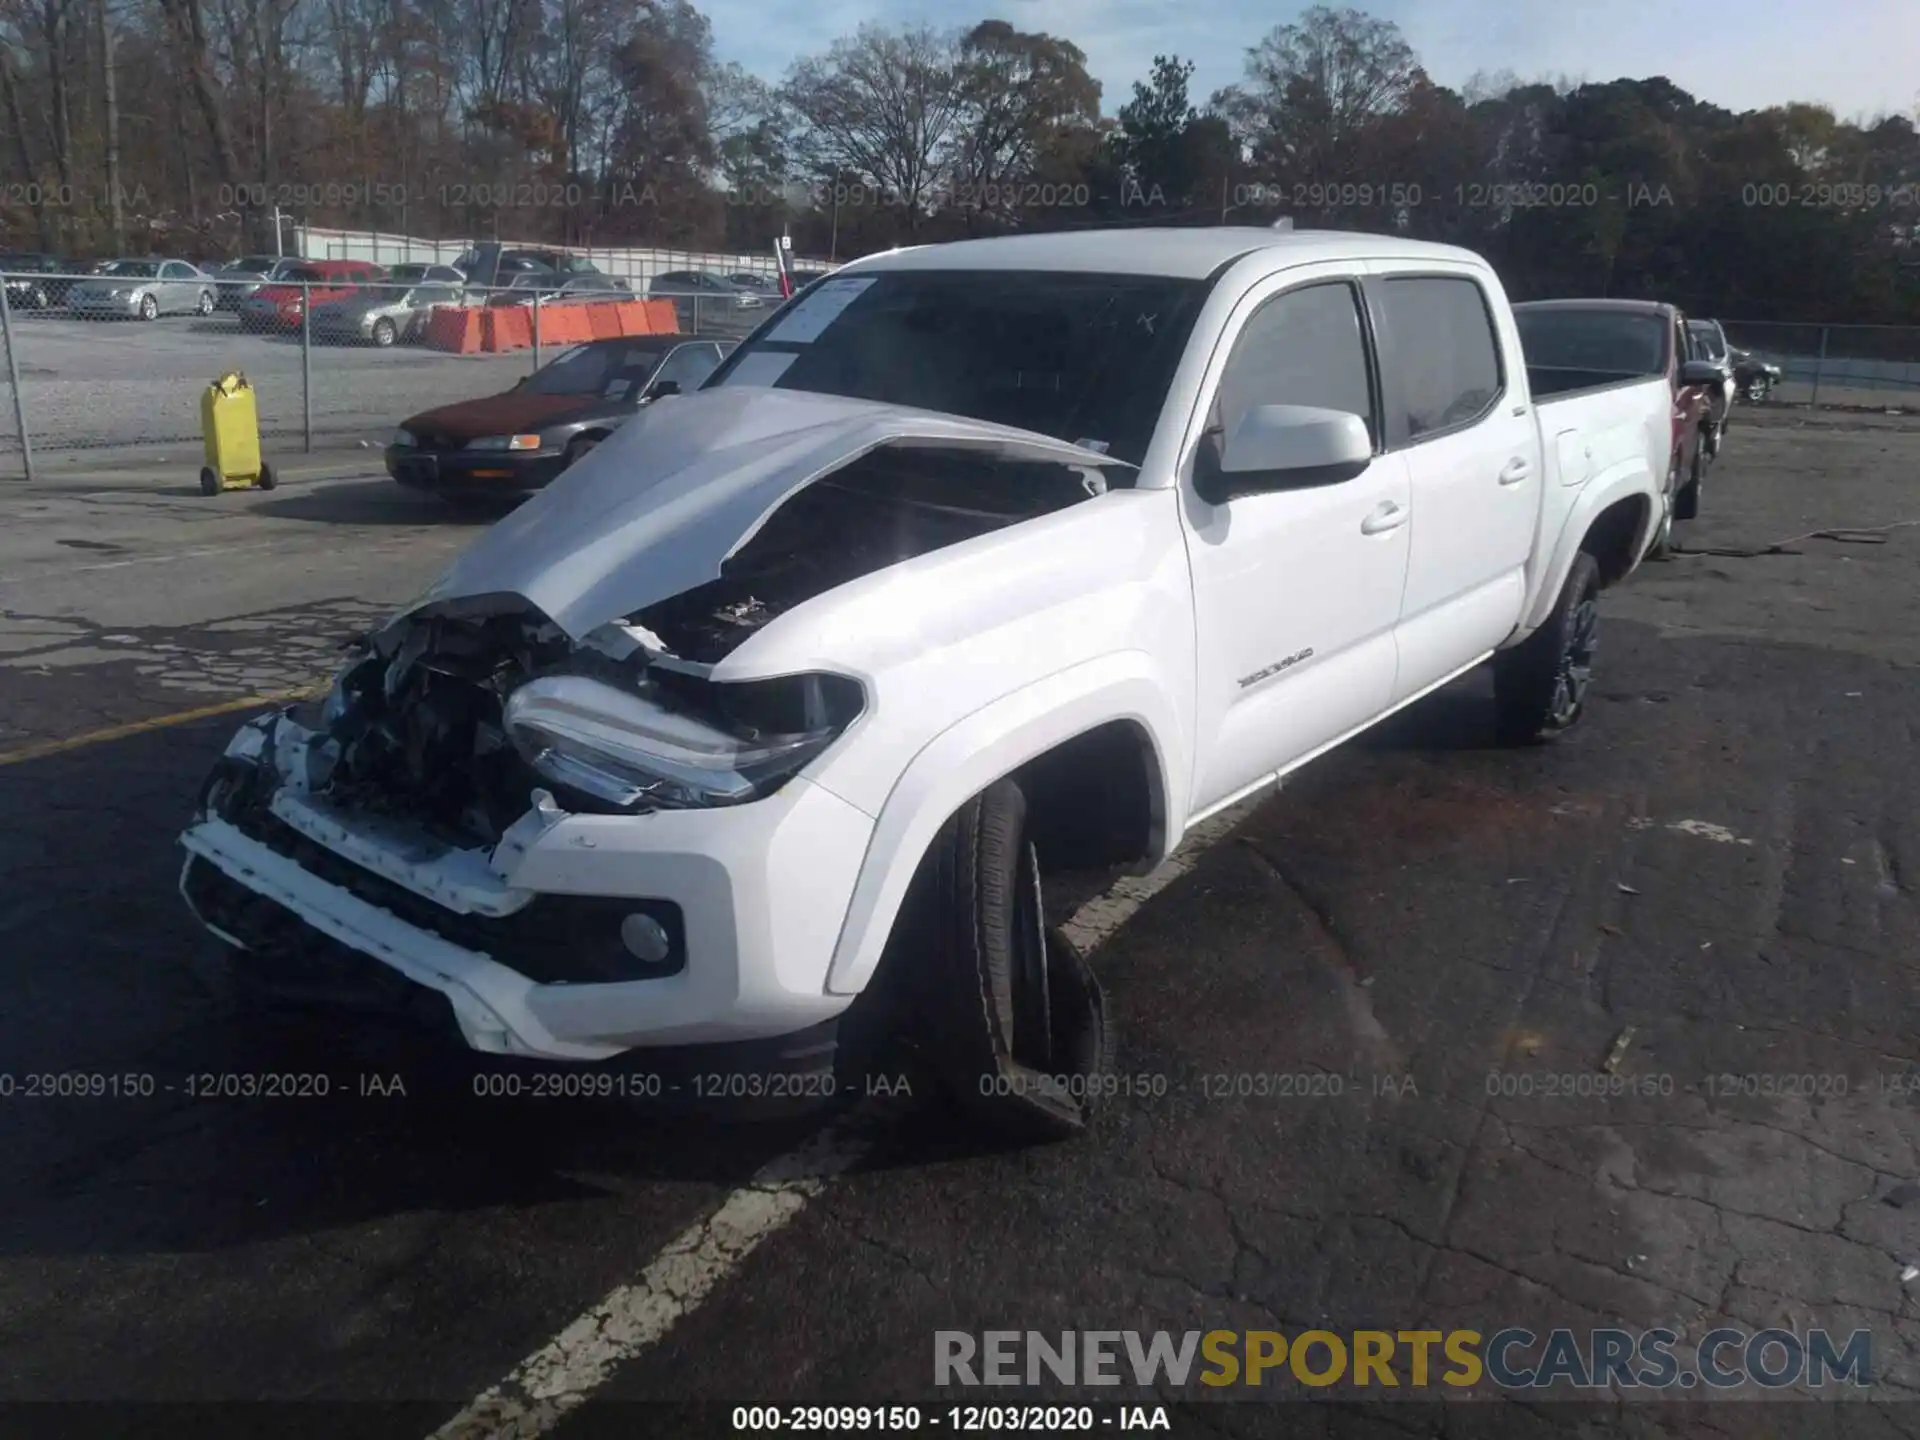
[307,282,467,346]
[66,259,217,320]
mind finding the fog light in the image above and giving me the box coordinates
[620,912,672,965]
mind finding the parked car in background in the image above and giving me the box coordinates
[727,272,776,294]
[486,271,633,307]
[385,334,734,496]
[1514,299,1722,549]
[214,255,296,308]
[453,243,608,290]
[187,229,1673,1141]
[483,267,563,306]
[308,279,466,346]
[379,262,469,287]
[1730,345,1783,403]
[67,259,218,320]
[1,252,82,310]
[1686,319,1736,456]
[649,269,766,328]
[239,258,385,331]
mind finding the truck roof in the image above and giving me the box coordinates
[1514,298,1676,318]
[839,227,1485,280]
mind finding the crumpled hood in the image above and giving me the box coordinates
[391,386,1127,642]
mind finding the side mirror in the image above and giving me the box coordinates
[642,379,681,403]
[1680,359,1724,386]
[1195,404,1373,505]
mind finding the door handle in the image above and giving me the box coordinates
[1360,500,1407,535]
[1498,457,1533,486]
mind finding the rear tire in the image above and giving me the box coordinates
[1674,448,1702,521]
[893,778,1110,1144]
[1494,551,1601,745]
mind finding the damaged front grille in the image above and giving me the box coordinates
[323,613,565,846]
[208,779,687,986]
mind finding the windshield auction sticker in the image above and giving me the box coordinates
[766,276,876,344]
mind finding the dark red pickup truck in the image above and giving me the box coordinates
[1513,298,1722,552]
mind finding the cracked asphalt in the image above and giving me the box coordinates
[2,408,1919,1436]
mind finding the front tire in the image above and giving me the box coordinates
[138,293,158,321]
[894,778,1110,1144]
[1494,551,1601,745]
[1743,377,1770,403]
[371,317,396,347]
[196,289,215,316]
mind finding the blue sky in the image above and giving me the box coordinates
[706,0,1917,124]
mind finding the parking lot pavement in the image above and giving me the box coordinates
[4,311,555,453]
[2,408,1918,1426]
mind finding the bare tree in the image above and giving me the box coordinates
[782,24,962,224]
[951,20,1100,201]
[1215,5,1422,182]
[99,0,123,248]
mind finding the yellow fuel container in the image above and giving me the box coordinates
[198,372,276,494]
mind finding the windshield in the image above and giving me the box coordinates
[1515,308,1668,377]
[522,341,672,398]
[100,261,159,278]
[706,269,1208,465]
[1689,323,1727,359]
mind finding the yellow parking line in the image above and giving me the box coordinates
[0,685,323,768]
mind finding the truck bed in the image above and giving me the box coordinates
[1528,365,1662,402]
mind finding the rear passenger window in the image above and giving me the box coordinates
[1377,277,1502,441]
[1214,281,1375,448]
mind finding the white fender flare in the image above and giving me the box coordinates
[1518,461,1662,637]
[821,652,1185,997]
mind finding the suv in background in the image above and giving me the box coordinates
[1686,319,1736,457]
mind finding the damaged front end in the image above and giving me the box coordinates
[178,603,867,1049]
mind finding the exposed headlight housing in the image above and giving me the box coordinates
[503,670,863,811]
[468,434,542,451]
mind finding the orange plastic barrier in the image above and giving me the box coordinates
[643,298,679,335]
[424,305,484,354]
[536,305,591,345]
[587,303,624,340]
[483,306,532,352]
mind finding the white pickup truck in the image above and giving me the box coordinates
[179,228,1672,1141]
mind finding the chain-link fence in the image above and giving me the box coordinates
[1718,321,1920,409]
[0,257,786,476]
[6,259,1917,482]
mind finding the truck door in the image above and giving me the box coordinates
[1369,269,1540,702]
[1179,268,1411,816]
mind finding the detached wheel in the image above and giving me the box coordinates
[198,466,220,496]
[256,463,277,492]
[1494,551,1601,745]
[895,778,1110,1144]
[371,317,396,347]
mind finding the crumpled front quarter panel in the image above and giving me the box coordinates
[715,488,1196,821]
